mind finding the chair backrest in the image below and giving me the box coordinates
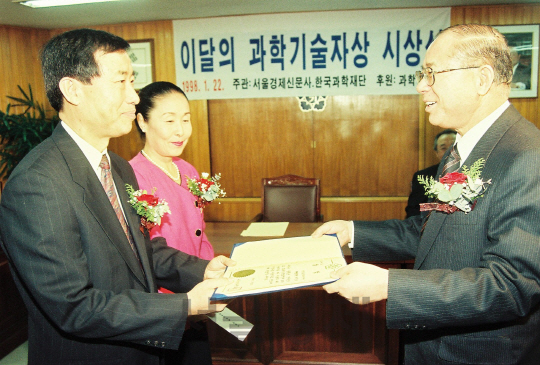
[261,174,321,222]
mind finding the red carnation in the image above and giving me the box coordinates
[137,194,159,206]
[440,172,467,186]
[199,179,214,186]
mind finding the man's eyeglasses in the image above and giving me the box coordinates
[415,66,481,86]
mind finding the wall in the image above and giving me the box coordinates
[1,4,539,222]
[206,94,418,222]
[0,25,49,113]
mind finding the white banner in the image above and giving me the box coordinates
[173,8,450,100]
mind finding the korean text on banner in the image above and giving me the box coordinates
[173,7,451,100]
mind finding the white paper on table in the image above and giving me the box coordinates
[211,235,345,300]
[206,308,253,341]
[240,222,289,237]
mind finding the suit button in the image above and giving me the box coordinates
[195,229,202,237]
[161,342,166,347]
[154,341,159,346]
[145,340,151,345]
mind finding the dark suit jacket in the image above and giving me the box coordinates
[352,105,540,365]
[0,125,208,365]
[405,163,439,218]
[512,62,532,89]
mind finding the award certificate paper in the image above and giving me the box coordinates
[211,235,346,300]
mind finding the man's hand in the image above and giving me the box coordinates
[204,255,236,280]
[323,262,389,305]
[186,277,231,315]
[311,220,352,247]
[186,256,236,315]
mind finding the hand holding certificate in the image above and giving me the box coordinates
[211,235,346,300]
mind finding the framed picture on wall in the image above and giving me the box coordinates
[494,24,539,98]
[127,39,155,90]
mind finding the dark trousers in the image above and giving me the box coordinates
[163,321,212,365]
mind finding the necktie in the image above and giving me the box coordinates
[441,144,461,175]
[99,154,139,258]
[420,144,461,235]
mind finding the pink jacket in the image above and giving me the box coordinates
[129,153,214,260]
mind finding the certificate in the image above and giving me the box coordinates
[211,235,346,300]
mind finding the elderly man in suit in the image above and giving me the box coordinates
[313,24,540,364]
[0,28,234,365]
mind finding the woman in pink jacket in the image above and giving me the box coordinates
[129,81,214,365]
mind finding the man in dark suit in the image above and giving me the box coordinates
[0,28,234,365]
[405,129,456,217]
[313,24,540,364]
[510,46,532,90]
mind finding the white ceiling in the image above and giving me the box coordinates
[1,0,540,30]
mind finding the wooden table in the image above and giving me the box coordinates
[204,222,403,365]
[206,222,351,255]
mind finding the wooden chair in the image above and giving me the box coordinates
[256,174,321,222]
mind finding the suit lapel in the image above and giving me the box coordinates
[111,160,155,290]
[415,105,522,269]
[52,125,148,289]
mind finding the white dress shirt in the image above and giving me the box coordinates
[61,121,128,219]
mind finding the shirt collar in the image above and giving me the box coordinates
[61,121,108,179]
[454,100,510,165]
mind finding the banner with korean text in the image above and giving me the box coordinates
[173,8,450,100]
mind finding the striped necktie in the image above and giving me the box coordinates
[99,154,139,259]
[441,144,461,176]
